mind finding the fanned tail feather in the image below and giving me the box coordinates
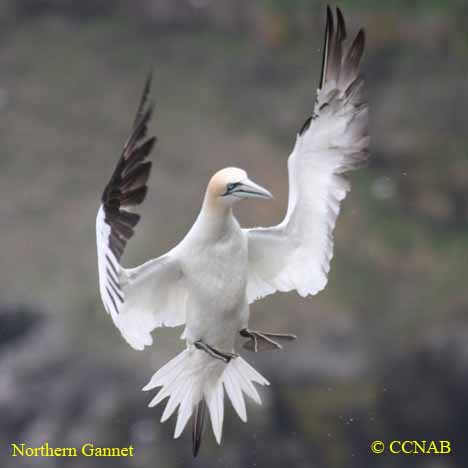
[192,400,206,457]
[143,349,269,455]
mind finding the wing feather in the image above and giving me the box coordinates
[96,73,187,350]
[245,7,369,304]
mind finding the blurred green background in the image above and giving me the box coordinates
[1,1,467,467]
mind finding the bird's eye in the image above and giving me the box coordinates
[227,183,236,191]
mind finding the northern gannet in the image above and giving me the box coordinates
[96,6,369,456]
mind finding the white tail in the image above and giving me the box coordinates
[143,348,269,453]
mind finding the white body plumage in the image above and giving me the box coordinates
[181,208,249,351]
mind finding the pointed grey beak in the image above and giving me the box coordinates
[233,178,274,200]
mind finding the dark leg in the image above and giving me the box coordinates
[240,328,297,352]
[194,340,238,363]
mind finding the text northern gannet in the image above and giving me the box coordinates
[96,6,369,457]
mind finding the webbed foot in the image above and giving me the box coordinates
[240,328,297,352]
[194,340,238,363]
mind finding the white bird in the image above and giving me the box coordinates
[96,6,369,457]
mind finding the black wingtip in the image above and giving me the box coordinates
[320,6,334,89]
[143,69,153,98]
[146,67,154,86]
[133,69,154,129]
[356,28,366,50]
[336,6,347,41]
[327,5,334,35]
[344,27,366,71]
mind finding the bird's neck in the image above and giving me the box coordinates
[196,194,236,240]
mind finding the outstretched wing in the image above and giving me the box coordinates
[96,74,187,350]
[245,7,369,304]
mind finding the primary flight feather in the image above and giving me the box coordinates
[96,6,369,457]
